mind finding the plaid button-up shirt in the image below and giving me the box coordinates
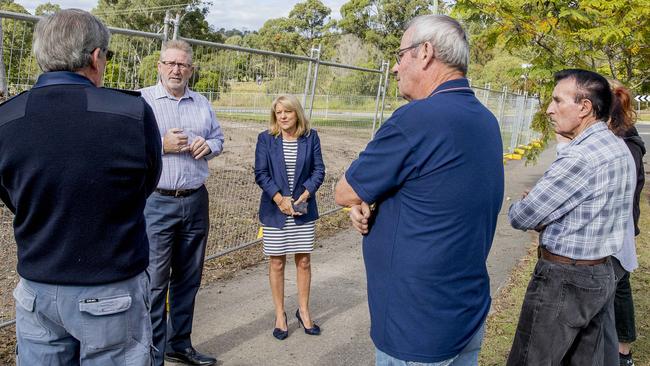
[508,122,634,260]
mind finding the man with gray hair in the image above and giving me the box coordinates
[140,39,223,366]
[0,9,161,365]
[335,15,504,365]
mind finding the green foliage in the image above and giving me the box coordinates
[289,0,334,43]
[338,0,433,56]
[93,0,214,40]
[454,0,649,89]
[34,2,61,16]
[253,0,334,56]
[468,53,528,90]
[1,1,38,95]
[255,17,304,54]
[137,52,159,87]
[454,0,650,143]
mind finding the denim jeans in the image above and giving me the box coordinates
[603,257,635,365]
[612,258,636,343]
[507,257,616,366]
[375,323,484,366]
[14,272,152,366]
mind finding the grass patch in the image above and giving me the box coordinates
[480,190,650,364]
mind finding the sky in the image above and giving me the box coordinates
[17,0,349,31]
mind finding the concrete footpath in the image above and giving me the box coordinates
[175,146,557,366]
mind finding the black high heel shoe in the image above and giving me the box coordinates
[295,309,321,335]
[272,312,289,340]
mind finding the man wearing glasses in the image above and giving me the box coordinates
[0,9,161,365]
[335,15,503,365]
[140,40,224,366]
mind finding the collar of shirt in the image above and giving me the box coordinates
[428,77,472,96]
[152,81,194,101]
[566,121,607,148]
[33,71,94,89]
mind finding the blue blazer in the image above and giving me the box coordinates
[254,129,325,229]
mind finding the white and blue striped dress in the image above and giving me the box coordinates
[263,139,316,256]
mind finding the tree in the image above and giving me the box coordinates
[35,2,60,16]
[256,17,302,54]
[454,0,650,145]
[254,0,334,56]
[453,0,650,91]
[338,0,433,55]
[93,0,217,40]
[289,0,334,47]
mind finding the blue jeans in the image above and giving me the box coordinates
[144,186,210,366]
[507,257,616,365]
[375,323,485,366]
[14,272,152,366]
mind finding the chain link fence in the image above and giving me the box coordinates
[0,10,541,327]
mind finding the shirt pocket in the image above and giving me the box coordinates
[79,294,132,350]
[13,281,47,339]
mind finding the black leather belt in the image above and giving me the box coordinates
[155,187,200,197]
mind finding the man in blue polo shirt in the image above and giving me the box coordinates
[335,15,504,365]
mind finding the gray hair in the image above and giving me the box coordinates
[160,40,193,63]
[406,15,469,74]
[33,9,110,72]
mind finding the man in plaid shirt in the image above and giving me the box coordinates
[506,69,634,365]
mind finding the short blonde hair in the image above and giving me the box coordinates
[269,95,311,137]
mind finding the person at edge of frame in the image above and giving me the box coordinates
[0,9,162,366]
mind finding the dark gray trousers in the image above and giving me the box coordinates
[507,257,616,366]
[144,186,209,366]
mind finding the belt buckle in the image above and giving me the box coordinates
[174,190,183,198]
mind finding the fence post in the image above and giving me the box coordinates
[172,12,180,40]
[0,19,7,99]
[498,86,508,151]
[163,11,170,43]
[482,83,490,105]
[378,61,390,131]
[371,61,386,138]
[307,44,321,119]
[302,48,314,108]
[510,93,526,153]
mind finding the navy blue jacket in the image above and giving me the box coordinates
[0,72,162,285]
[254,129,325,229]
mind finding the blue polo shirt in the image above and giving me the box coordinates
[346,78,504,362]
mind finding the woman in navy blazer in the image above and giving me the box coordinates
[254,95,325,340]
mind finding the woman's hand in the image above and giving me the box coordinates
[274,194,296,216]
[294,190,310,205]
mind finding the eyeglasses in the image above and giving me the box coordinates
[104,49,114,61]
[395,43,422,65]
[89,48,113,61]
[160,60,192,70]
